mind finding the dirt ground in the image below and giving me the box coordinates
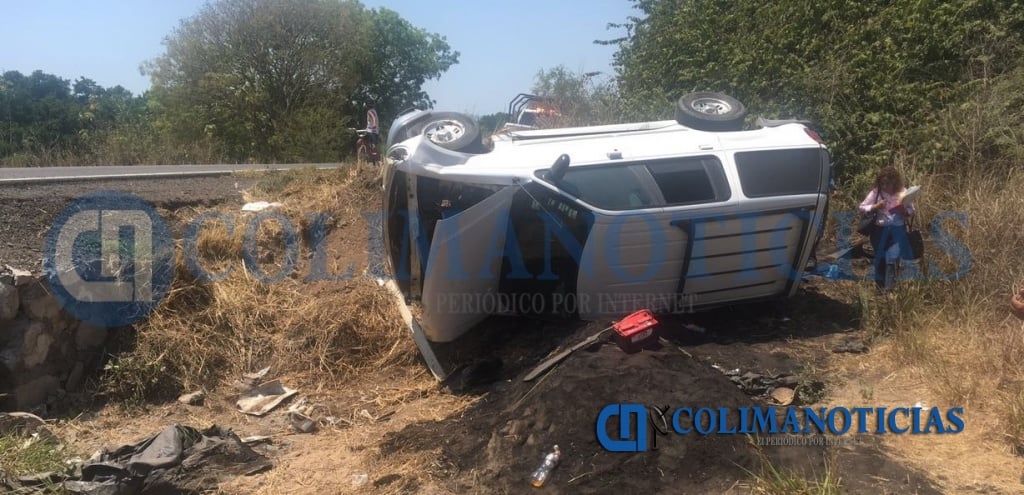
[5,171,1023,494]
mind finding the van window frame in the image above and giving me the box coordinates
[534,155,731,211]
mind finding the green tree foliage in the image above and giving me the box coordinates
[144,0,458,163]
[612,0,1024,175]
[0,70,79,158]
[530,66,624,126]
[0,71,149,165]
[358,8,459,121]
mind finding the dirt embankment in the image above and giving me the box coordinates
[377,297,942,495]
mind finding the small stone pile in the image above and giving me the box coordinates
[1,265,111,412]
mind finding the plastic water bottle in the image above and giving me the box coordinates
[826,264,840,280]
[530,445,561,487]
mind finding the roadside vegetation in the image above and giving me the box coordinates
[100,166,417,406]
[0,0,457,167]
[0,434,72,478]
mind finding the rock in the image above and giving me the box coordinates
[14,375,60,410]
[66,361,86,392]
[22,321,53,368]
[508,419,525,439]
[0,316,29,351]
[770,387,796,406]
[21,281,62,322]
[178,390,205,406]
[7,266,33,287]
[75,322,109,351]
[0,411,47,435]
[0,283,18,321]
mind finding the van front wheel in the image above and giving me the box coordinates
[415,112,480,151]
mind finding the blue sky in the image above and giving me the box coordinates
[0,0,637,115]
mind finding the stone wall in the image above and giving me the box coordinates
[0,266,111,413]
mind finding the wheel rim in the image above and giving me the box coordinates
[424,120,465,144]
[690,97,732,115]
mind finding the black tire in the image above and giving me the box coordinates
[356,143,370,164]
[410,112,480,151]
[674,92,747,131]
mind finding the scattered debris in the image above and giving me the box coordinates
[289,411,318,433]
[352,473,370,486]
[232,366,272,393]
[530,445,561,487]
[240,435,273,445]
[1,424,271,494]
[832,339,869,354]
[241,201,283,212]
[178,390,205,406]
[711,366,801,398]
[236,379,298,416]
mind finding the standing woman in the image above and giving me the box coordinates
[859,166,916,290]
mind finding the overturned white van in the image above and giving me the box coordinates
[381,93,831,351]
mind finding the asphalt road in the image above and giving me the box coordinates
[0,163,336,184]
[0,174,267,270]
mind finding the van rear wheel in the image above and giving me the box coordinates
[675,92,747,131]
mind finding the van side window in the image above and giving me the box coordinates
[558,166,658,210]
[646,157,729,205]
[734,148,825,197]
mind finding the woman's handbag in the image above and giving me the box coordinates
[857,212,876,236]
[905,216,924,260]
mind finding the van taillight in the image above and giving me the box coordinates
[804,128,823,144]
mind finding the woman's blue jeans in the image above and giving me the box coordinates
[870,225,908,289]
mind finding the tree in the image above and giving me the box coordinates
[144,0,459,163]
[0,70,79,158]
[610,0,1024,174]
[144,0,368,162]
[358,8,459,121]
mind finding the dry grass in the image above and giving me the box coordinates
[0,434,73,478]
[741,440,844,495]
[820,74,1024,489]
[848,146,1024,461]
[101,164,411,405]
